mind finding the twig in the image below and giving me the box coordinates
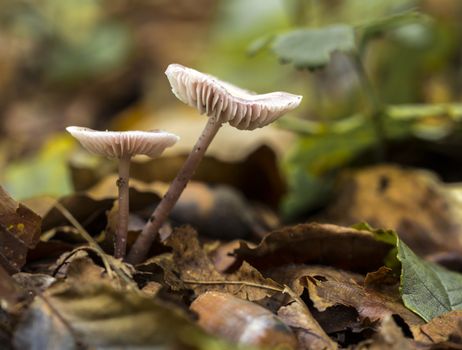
[183,279,284,293]
[351,52,386,161]
[53,201,114,279]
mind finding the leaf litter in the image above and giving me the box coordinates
[1,178,462,349]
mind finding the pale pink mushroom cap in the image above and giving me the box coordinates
[165,64,302,130]
[66,126,179,159]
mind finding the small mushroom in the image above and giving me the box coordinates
[66,126,179,259]
[127,64,302,264]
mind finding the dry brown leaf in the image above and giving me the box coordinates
[0,265,22,310]
[289,266,425,338]
[354,316,414,350]
[0,186,41,273]
[13,282,230,350]
[191,291,298,349]
[232,223,393,274]
[156,226,282,301]
[416,311,462,344]
[208,240,245,273]
[278,301,338,350]
[321,165,462,255]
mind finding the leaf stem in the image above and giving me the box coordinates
[352,52,386,160]
[183,279,285,293]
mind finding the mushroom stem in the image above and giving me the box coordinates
[127,117,222,264]
[115,155,131,259]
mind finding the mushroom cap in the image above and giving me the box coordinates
[66,126,179,159]
[165,64,302,130]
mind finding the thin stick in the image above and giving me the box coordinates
[127,118,222,264]
[115,156,131,258]
[183,279,284,293]
[53,201,114,279]
[352,52,386,161]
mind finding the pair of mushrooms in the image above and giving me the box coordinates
[67,64,302,264]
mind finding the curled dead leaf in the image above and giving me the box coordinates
[278,301,338,350]
[191,291,298,349]
[232,223,393,274]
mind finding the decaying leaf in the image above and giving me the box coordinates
[268,264,424,340]
[191,291,298,349]
[13,282,238,350]
[148,226,282,302]
[278,301,338,350]
[232,223,393,274]
[304,266,424,333]
[0,186,41,273]
[322,165,462,255]
[354,316,414,350]
[0,265,22,310]
[417,310,462,344]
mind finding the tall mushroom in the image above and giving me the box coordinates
[66,127,179,259]
[126,64,302,264]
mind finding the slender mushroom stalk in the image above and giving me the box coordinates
[66,127,179,259]
[126,64,303,264]
[127,117,221,263]
[115,155,131,258]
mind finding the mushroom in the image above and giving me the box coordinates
[66,126,179,258]
[126,64,302,264]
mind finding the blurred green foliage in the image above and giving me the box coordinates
[1,0,131,82]
[3,0,462,220]
[4,135,74,199]
[239,0,462,218]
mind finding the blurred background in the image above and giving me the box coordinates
[3,0,462,244]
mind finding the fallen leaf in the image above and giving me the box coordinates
[232,223,393,274]
[0,265,22,311]
[191,291,298,348]
[278,301,338,350]
[321,165,462,255]
[13,282,239,350]
[0,186,41,273]
[354,316,414,350]
[417,311,462,344]
[357,224,462,322]
[152,226,282,301]
[269,265,424,339]
[307,266,423,331]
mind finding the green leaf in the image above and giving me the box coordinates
[358,11,431,42]
[398,241,462,321]
[271,25,355,70]
[357,224,462,322]
[247,34,275,57]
